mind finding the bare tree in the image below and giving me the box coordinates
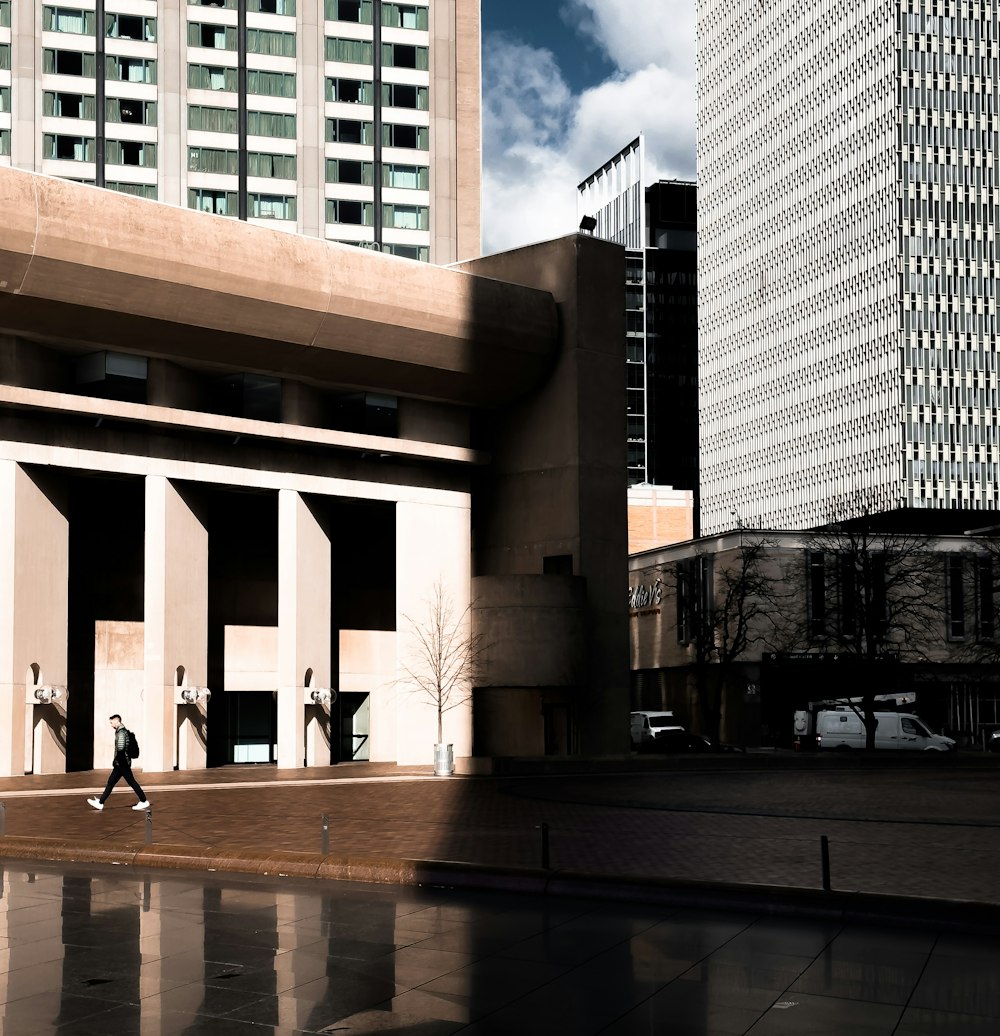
[797,492,943,750]
[399,580,488,745]
[672,525,786,742]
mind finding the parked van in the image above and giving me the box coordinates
[630,710,682,747]
[811,709,954,752]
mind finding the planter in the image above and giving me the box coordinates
[433,743,454,776]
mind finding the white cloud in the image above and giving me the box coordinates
[481,5,696,254]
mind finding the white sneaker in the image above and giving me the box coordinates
[132,801,150,811]
[86,797,103,811]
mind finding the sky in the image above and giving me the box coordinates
[479,0,696,255]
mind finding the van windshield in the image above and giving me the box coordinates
[649,716,676,728]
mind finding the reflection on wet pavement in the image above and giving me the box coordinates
[0,862,995,1035]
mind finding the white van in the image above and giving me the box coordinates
[814,709,954,751]
[630,711,678,746]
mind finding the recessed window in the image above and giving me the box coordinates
[326,0,373,23]
[325,78,373,104]
[326,198,374,226]
[189,187,237,215]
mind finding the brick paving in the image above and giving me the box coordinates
[1,756,1000,906]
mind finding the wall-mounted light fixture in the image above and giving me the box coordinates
[179,686,211,704]
[32,685,66,704]
[309,688,336,706]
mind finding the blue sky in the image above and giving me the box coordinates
[479,0,696,254]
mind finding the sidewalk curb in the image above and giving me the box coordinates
[3,834,999,935]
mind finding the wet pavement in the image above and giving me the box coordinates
[2,860,1000,1036]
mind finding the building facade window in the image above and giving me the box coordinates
[105,13,155,41]
[249,193,296,220]
[249,0,296,14]
[43,7,97,34]
[325,77,373,104]
[325,0,373,23]
[381,243,429,261]
[381,43,428,70]
[106,98,156,125]
[43,91,96,119]
[188,0,236,8]
[246,29,296,58]
[247,151,296,178]
[326,118,374,145]
[189,187,237,214]
[106,140,156,167]
[381,123,428,149]
[188,65,238,92]
[807,551,826,637]
[188,23,238,51]
[0,86,9,114]
[947,555,966,640]
[978,556,995,641]
[382,163,428,189]
[325,198,374,225]
[42,50,97,77]
[247,110,295,138]
[382,3,429,30]
[0,129,9,157]
[325,158,374,184]
[382,203,428,230]
[43,134,95,161]
[188,146,238,174]
[381,83,428,110]
[107,181,157,200]
[325,37,373,64]
[247,69,295,98]
[188,104,238,133]
[106,56,156,84]
[0,1,9,29]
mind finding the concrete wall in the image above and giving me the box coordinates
[457,235,631,756]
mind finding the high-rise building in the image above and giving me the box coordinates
[0,0,479,264]
[578,136,699,512]
[697,0,999,535]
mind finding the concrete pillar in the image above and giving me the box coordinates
[277,490,330,769]
[143,477,208,773]
[389,498,472,766]
[0,462,68,777]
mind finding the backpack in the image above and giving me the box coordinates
[127,730,140,759]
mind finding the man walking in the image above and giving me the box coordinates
[87,714,150,811]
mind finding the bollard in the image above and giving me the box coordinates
[144,808,153,846]
[820,835,831,891]
[321,814,330,855]
[538,822,550,870]
[0,801,5,837]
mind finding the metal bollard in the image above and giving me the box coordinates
[321,814,330,855]
[0,801,5,837]
[144,808,153,846]
[820,835,831,891]
[538,822,550,870]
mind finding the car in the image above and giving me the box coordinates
[987,729,1000,752]
[637,726,713,753]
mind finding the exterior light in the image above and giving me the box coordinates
[33,685,65,704]
[180,686,211,704]
[309,688,335,705]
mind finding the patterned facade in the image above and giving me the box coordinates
[0,0,480,264]
[697,0,1000,534]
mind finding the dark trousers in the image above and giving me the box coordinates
[100,760,146,804]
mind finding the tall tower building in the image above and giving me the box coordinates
[697,0,999,534]
[0,0,479,264]
[578,136,699,504]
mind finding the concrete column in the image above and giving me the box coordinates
[143,476,208,773]
[389,498,471,766]
[0,462,68,777]
[277,490,330,769]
